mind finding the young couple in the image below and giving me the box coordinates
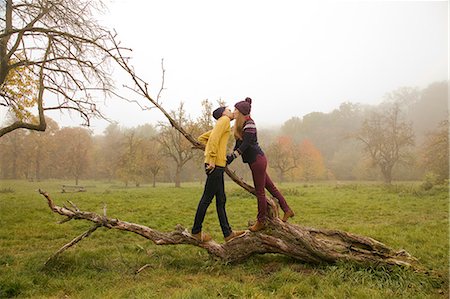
[191,97,295,243]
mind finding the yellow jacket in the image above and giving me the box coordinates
[198,116,230,167]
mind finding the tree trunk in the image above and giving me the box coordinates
[175,165,181,188]
[152,174,156,188]
[35,154,41,182]
[381,165,393,184]
[38,190,418,268]
[11,150,17,179]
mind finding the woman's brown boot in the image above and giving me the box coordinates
[249,220,265,232]
[282,209,295,222]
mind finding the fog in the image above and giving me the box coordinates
[1,1,448,134]
[80,0,446,133]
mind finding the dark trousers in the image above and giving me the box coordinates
[192,166,232,238]
[249,154,291,222]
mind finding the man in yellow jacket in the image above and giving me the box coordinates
[191,106,245,243]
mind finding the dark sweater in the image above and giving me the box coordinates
[234,117,264,164]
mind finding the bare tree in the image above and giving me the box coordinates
[158,103,196,187]
[196,99,214,132]
[357,104,414,184]
[0,0,122,138]
[142,137,164,187]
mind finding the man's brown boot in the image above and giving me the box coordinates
[249,220,265,232]
[282,209,295,222]
[224,230,246,242]
[192,231,212,242]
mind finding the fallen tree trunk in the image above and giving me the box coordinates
[39,190,417,267]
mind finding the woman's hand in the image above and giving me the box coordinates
[226,152,237,165]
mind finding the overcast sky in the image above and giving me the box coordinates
[39,1,450,133]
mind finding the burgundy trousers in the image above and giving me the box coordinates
[249,154,291,222]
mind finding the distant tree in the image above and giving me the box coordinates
[196,99,214,132]
[96,123,123,182]
[407,81,448,143]
[280,103,365,165]
[357,104,414,184]
[141,138,165,187]
[420,120,449,183]
[280,116,303,142]
[158,103,196,187]
[134,124,158,139]
[25,117,59,181]
[54,127,93,185]
[0,121,26,178]
[117,129,143,187]
[298,139,326,181]
[193,99,215,169]
[329,141,364,180]
[266,136,299,183]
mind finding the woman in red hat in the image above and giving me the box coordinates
[227,97,295,231]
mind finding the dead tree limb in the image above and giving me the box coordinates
[39,190,418,267]
[44,224,101,265]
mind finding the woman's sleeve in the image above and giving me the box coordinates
[235,123,257,155]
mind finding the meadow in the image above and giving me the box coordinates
[0,180,448,298]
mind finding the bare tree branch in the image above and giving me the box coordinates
[38,189,418,267]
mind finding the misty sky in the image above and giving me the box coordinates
[6,1,450,133]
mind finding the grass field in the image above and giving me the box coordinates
[0,180,448,298]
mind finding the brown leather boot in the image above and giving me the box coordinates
[192,231,212,242]
[224,230,246,242]
[249,220,265,232]
[282,209,295,222]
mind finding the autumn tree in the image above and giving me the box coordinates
[141,137,165,187]
[23,117,59,181]
[0,119,25,178]
[266,136,299,182]
[53,127,93,185]
[158,103,196,187]
[0,0,123,138]
[298,139,326,181]
[420,120,449,183]
[116,129,143,187]
[357,103,414,184]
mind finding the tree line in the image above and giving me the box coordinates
[0,1,447,186]
[0,81,447,186]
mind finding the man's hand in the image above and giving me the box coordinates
[205,163,215,174]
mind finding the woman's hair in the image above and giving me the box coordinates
[233,110,246,140]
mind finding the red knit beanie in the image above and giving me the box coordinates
[234,97,252,115]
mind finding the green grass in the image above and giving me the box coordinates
[0,180,448,298]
